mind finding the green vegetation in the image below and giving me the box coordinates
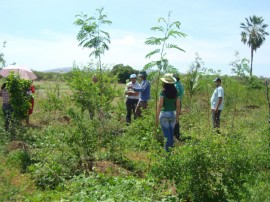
[0,8,269,202]
[0,67,269,201]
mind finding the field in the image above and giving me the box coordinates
[0,76,269,201]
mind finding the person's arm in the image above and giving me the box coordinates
[134,81,149,92]
[176,97,181,122]
[215,97,223,113]
[156,97,164,126]
[31,85,35,93]
[128,91,139,96]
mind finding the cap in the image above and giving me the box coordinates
[138,71,147,77]
[130,74,137,79]
[213,77,221,82]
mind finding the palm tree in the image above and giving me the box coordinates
[240,15,269,76]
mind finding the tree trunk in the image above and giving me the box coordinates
[250,47,253,76]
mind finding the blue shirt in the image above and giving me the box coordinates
[134,80,151,101]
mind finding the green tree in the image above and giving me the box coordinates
[6,73,32,120]
[240,15,269,76]
[144,11,186,115]
[184,53,206,101]
[0,41,7,68]
[111,64,137,83]
[74,7,112,106]
[230,51,250,79]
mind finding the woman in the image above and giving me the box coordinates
[156,74,181,152]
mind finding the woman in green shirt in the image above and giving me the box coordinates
[156,74,181,151]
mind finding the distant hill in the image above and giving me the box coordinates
[43,67,72,73]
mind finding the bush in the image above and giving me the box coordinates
[150,132,258,201]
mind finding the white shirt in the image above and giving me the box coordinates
[211,86,224,110]
[125,82,140,99]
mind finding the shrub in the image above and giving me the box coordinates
[150,133,257,201]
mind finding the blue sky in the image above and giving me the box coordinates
[0,0,269,77]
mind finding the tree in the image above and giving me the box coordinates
[144,11,186,136]
[240,15,269,76]
[230,51,250,80]
[0,41,7,68]
[111,64,137,83]
[74,7,112,106]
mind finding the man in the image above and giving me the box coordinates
[210,77,224,131]
[125,74,140,124]
[173,73,184,140]
[133,71,151,117]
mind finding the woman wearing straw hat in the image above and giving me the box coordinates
[156,73,181,152]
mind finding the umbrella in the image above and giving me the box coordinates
[0,65,37,80]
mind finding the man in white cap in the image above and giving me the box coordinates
[211,77,224,131]
[124,74,140,124]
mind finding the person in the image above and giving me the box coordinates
[26,81,35,125]
[156,74,181,152]
[210,77,224,132]
[125,74,140,124]
[0,82,13,131]
[132,71,151,117]
[173,73,184,140]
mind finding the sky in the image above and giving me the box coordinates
[0,0,269,77]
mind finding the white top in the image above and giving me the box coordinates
[125,82,140,99]
[211,86,224,110]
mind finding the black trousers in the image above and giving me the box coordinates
[126,98,139,123]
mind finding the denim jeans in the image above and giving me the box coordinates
[159,111,176,152]
[126,98,139,123]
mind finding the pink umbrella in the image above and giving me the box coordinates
[0,65,37,80]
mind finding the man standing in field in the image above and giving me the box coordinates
[125,74,140,124]
[211,77,224,132]
[133,71,151,117]
[173,73,184,140]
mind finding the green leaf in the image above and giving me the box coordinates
[150,26,164,32]
[145,49,160,59]
[144,61,157,70]
[145,37,162,45]
[166,44,185,52]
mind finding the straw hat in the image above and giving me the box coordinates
[160,73,176,84]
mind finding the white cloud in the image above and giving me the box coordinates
[1,30,270,77]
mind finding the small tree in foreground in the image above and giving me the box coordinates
[6,73,32,122]
[144,11,186,135]
[74,7,112,107]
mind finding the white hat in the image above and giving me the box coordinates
[130,74,137,79]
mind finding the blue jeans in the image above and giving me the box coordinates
[159,111,176,152]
